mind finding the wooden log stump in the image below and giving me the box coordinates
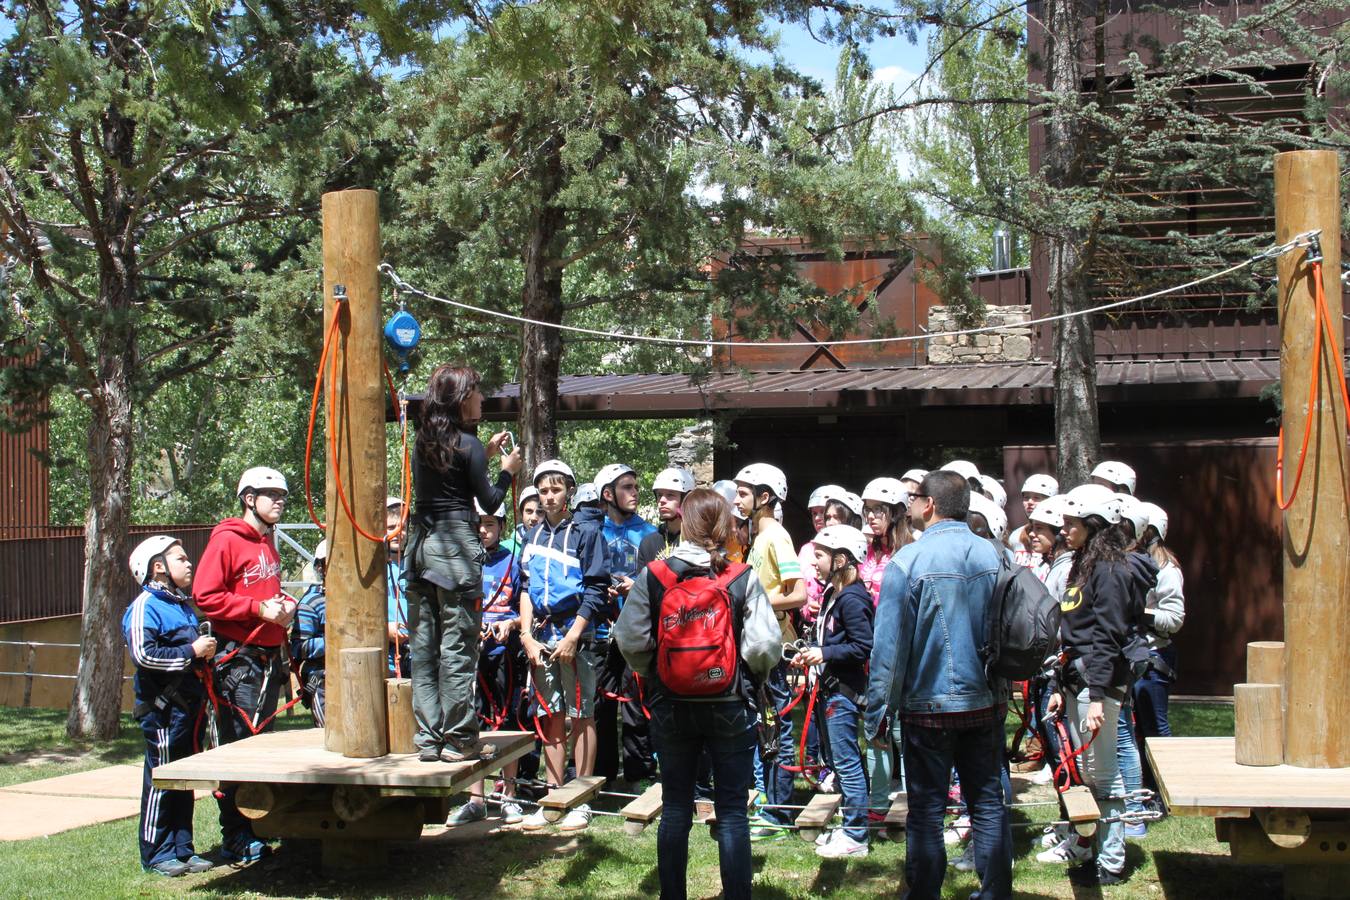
[340,647,388,758]
[235,783,312,820]
[386,677,416,754]
[1236,683,1284,766]
[1261,808,1314,849]
[332,784,392,822]
[1248,642,1286,688]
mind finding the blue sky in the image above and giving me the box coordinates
[772,19,931,93]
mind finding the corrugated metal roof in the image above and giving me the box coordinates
[476,358,1287,419]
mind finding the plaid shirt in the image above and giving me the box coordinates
[902,703,1006,731]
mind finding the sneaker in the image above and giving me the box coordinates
[219,840,271,865]
[818,770,837,793]
[1125,821,1148,838]
[179,855,214,873]
[1039,823,1068,848]
[1031,764,1054,785]
[418,746,442,763]
[1069,862,1127,886]
[816,830,869,859]
[1035,837,1093,864]
[943,814,971,845]
[145,859,189,877]
[500,800,524,825]
[447,800,487,826]
[521,808,551,832]
[749,816,789,842]
[815,828,834,847]
[952,842,976,872]
[751,790,769,811]
[442,740,498,763]
[558,803,591,833]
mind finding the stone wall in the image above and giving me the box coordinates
[927,304,1034,364]
[667,420,715,486]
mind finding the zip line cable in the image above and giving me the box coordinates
[377,230,1319,351]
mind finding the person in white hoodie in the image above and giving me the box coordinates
[1133,502,1184,754]
[615,488,780,900]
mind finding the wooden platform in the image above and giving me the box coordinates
[152,727,534,793]
[1146,736,1350,817]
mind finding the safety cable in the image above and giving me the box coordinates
[377,231,1317,351]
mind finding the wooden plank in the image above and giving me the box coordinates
[796,793,841,843]
[703,789,758,825]
[884,792,909,841]
[621,783,663,835]
[152,727,534,792]
[1147,737,1350,815]
[1061,786,1100,836]
[537,776,605,823]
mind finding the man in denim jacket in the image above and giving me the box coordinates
[865,469,1012,900]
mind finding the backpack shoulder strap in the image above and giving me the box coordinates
[648,559,679,591]
[715,562,750,588]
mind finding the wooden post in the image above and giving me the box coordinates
[1235,683,1283,766]
[1248,641,1286,688]
[340,647,388,758]
[1274,150,1350,769]
[321,190,388,755]
[386,678,416,754]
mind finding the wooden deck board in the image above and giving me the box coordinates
[1147,736,1350,815]
[151,728,534,792]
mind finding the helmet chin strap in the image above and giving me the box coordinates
[243,494,276,535]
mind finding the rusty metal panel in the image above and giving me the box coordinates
[0,525,215,624]
[0,357,50,540]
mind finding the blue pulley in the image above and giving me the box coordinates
[384,309,422,373]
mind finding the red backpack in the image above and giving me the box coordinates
[648,560,748,698]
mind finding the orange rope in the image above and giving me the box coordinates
[303,315,342,530]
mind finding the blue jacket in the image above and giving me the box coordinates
[292,583,326,680]
[481,545,521,658]
[815,582,874,698]
[387,559,410,675]
[520,514,610,643]
[597,511,657,640]
[865,519,1000,738]
[122,583,203,706]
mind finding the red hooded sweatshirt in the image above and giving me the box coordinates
[194,518,285,646]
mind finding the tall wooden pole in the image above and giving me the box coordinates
[321,190,388,756]
[1273,150,1350,770]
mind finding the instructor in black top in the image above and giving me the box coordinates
[405,364,522,762]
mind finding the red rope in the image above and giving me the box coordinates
[1053,719,1099,793]
[780,673,822,786]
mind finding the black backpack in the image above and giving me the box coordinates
[982,551,1061,682]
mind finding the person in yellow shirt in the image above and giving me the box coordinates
[733,463,806,839]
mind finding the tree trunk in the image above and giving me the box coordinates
[518,139,566,476]
[1044,0,1100,487]
[67,100,138,740]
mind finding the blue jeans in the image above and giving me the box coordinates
[649,699,757,900]
[1068,688,1126,874]
[760,662,797,825]
[867,716,903,812]
[902,715,1012,900]
[822,693,868,840]
[1117,697,1144,815]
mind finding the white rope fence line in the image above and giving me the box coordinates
[377,230,1319,350]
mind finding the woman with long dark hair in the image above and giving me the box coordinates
[1039,485,1155,887]
[404,364,522,763]
[614,489,781,900]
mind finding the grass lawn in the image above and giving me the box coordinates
[0,701,1282,899]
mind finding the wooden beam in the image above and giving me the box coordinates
[620,783,663,836]
[796,793,841,843]
[252,795,423,842]
[1224,817,1350,867]
[537,776,605,823]
[1236,683,1284,766]
[1060,785,1100,837]
[1274,150,1350,769]
[235,783,313,820]
[703,789,758,826]
[321,188,388,755]
[332,784,391,822]
[339,647,388,758]
[885,792,909,842]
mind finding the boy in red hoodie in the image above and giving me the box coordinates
[194,466,294,863]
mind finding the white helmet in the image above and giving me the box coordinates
[533,459,576,486]
[129,535,182,585]
[1138,501,1169,541]
[711,479,739,507]
[826,490,864,519]
[1091,460,1137,495]
[386,496,405,510]
[517,485,540,509]
[1028,495,1070,530]
[474,498,507,518]
[570,482,600,510]
[974,474,1007,509]
[1113,493,1148,537]
[313,539,329,562]
[237,466,288,498]
[940,460,980,482]
[968,493,1008,541]
[652,467,695,495]
[1063,484,1122,523]
[901,468,929,485]
[593,463,636,495]
[861,477,909,508]
[1021,474,1059,498]
[814,524,868,564]
[734,463,788,503]
[808,484,846,510]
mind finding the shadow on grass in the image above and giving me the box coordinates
[1152,849,1279,899]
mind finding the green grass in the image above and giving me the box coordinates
[0,701,1279,899]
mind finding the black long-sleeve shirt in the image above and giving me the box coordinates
[412,431,511,520]
[1059,554,1155,699]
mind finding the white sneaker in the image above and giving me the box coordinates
[952,841,976,872]
[1031,764,1054,785]
[816,830,869,859]
[558,803,592,833]
[1035,837,1093,864]
[818,771,837,793]
[887,789,901,802]
[521,807,551,831]
[943,815,971,845]
[1039,823,1068,848]
[500,800,524,825]
[815,828,834,847]
[446,800,486,826]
